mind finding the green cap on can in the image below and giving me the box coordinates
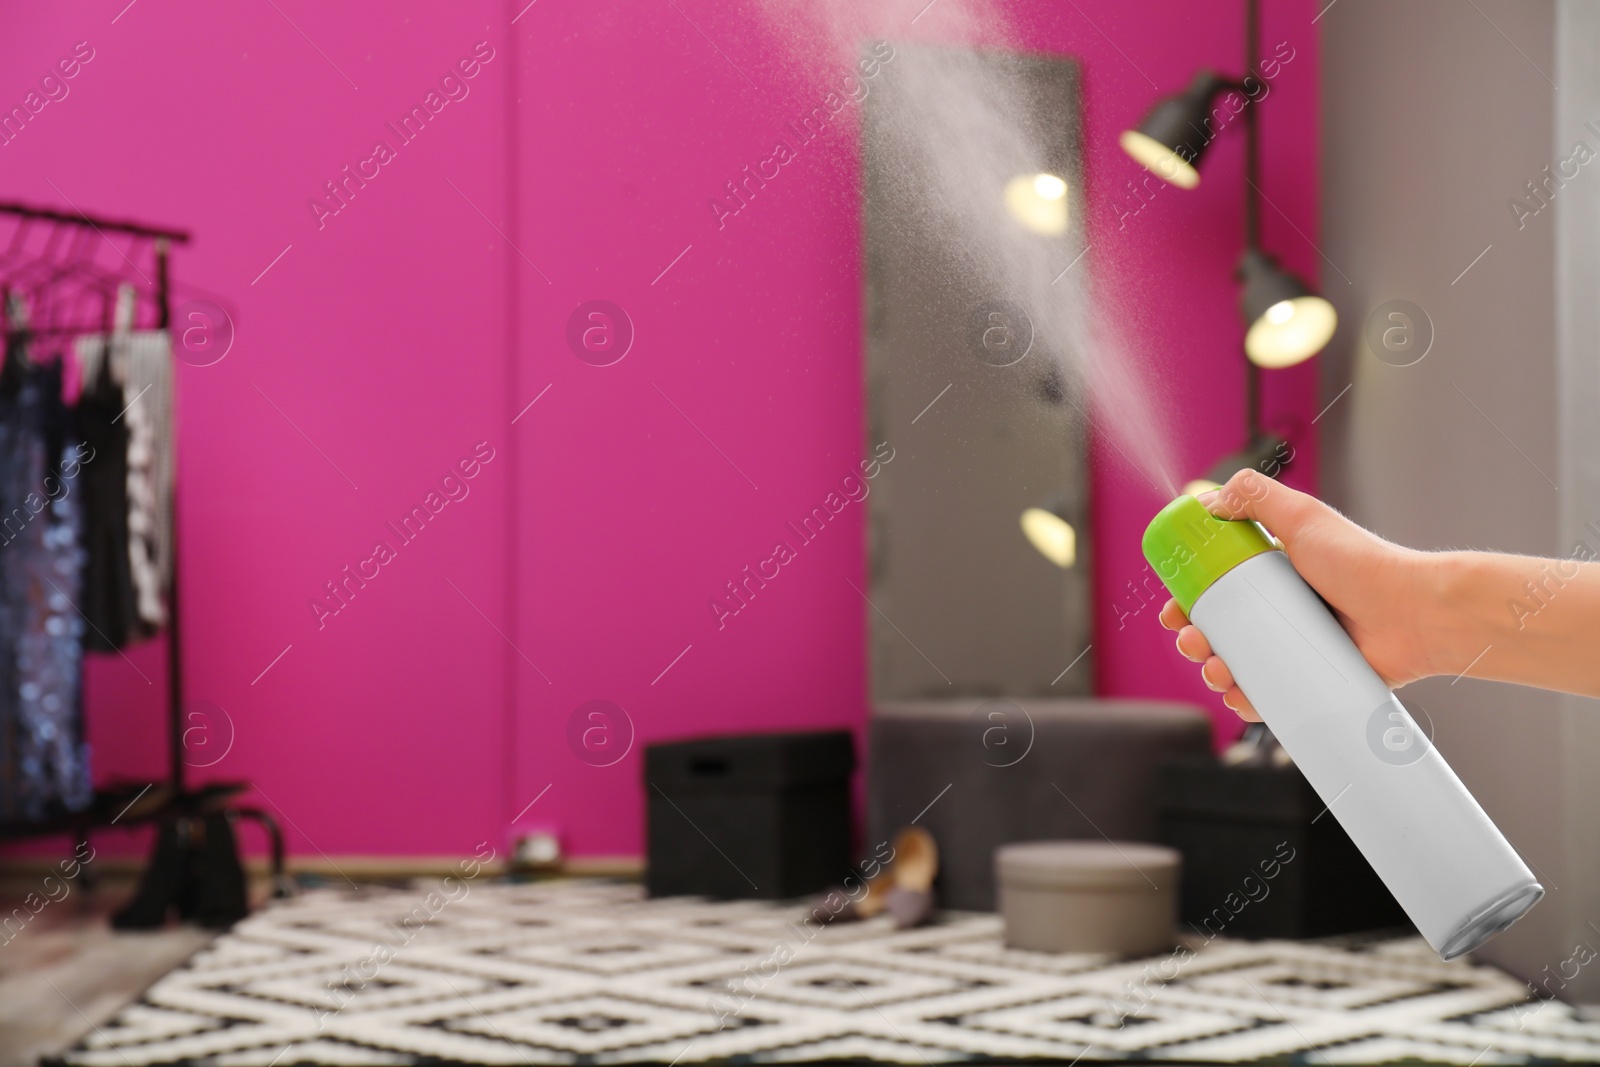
[1141,494,1276,615]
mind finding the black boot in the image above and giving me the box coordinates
[110,816,189,930]
[186,811,249,929]
[112,811,252,930]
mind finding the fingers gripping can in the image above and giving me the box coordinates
[1143,494,1542,959]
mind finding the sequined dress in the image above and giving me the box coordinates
[0,347,91,821]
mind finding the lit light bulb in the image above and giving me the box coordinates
[1020,507,1076,568]
[1245,295,1338,368]
[1032,173,1067,200]
[1004,173,1070,236]
[1119,130,1201,189]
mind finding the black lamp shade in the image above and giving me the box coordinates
[1238,248,1337,367]
[1181,433,1293,497]
[1239,248,1310,314]
[1203,433,1290,485]
[1120,70,1232,189]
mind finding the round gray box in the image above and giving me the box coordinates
[996,840,1180,955]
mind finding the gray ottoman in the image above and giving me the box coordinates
[869,699,1212,910]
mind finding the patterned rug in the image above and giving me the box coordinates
[51,879,1600,1066]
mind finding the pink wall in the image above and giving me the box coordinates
[0,0,1319,862]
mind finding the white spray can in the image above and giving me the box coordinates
[1143,494,1542,959]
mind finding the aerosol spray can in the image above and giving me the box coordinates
[1143,494,1542,959]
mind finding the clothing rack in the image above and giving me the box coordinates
[0,200,285,896]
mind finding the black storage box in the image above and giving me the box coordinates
[646,730,854,900]
[1159,758,1409,939]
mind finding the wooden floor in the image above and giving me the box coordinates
[0,886,213,1067]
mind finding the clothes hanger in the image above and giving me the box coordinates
[30,227,136,338]
[0,216,41,281]
[0,219,51,346]
[0,218,73,297]
[0,225,87,339]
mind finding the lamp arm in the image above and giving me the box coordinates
[1242,0,1264,448]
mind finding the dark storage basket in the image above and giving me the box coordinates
[1158,758,1410,939]
[646,730,855,901]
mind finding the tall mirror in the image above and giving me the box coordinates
[863,43,1092,700]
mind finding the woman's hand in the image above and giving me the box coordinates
[1159,469,1444,720]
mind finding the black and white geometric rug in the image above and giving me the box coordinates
[53,879,1600,1066]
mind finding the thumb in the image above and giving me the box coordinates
[1199,469,1331,546]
